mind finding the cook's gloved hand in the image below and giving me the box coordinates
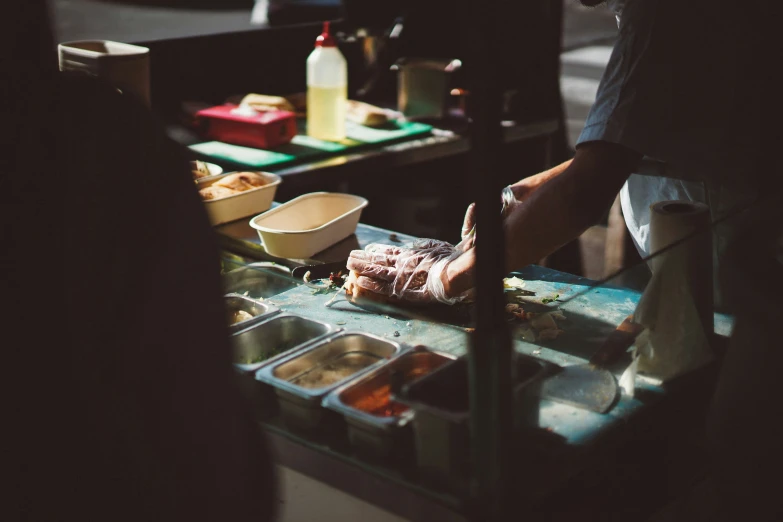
[347,239,472,305]
[460,185,520,247]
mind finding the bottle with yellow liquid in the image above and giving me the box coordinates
[307,21,347,141]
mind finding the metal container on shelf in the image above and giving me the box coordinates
[396,353,551,493]
[222,262,297,299]
[225,293,280,334]
[256,332,404,431]
[232,313,339,419]
[231,313,338,373]
[391,58,462,120]
[323,348,457,460]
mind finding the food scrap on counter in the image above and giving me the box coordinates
[312,271,348,296]
[503,276,527,290]
[505,302,566,342]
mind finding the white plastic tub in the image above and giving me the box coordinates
[249,192,368,259]
[197,171,281,226]
[58,41,151,106]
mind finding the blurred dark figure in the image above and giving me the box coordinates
[3,2,276,521]
[709,202,783,522]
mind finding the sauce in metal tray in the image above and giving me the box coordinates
[290,352,381,389]
[351,385,410,417]
[343,352,453,418]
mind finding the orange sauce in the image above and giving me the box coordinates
[352,384,409,418]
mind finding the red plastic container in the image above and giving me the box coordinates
[195,104,297,149]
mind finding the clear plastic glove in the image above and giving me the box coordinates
[461,185,520,245]
[347,239,471,305]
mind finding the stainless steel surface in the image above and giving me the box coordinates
[222,262,297,299]
[323,349,457,457]
[231,313,337,373]
[256,332,403,430]
[225,293,280,334]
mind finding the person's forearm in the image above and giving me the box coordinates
[444,143,638,297]
[504,143,639,271]
[508,159,573,200]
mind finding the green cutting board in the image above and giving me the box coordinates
[189,120,433,170]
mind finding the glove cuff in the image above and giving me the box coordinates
[426,255,470,306]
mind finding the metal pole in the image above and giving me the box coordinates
[462,0,514,519]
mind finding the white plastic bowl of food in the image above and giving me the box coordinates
[197,171,281,226]
[249,192,368,259]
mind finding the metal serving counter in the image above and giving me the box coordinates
[220,227,733,520]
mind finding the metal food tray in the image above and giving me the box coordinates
[323,348,457,459]
[231,313,338,374]
[396,353,551,493]
[256,331,404,431]
[395,357,471,493]
[222,262,297,299]
[225,293,280,334]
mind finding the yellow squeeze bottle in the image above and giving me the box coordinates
[306,21,347,141]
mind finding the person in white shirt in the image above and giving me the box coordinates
[348,0,771,310]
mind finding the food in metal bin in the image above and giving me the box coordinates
[198,172,268,201]
[289,353,382,389]
[230,310,254,325]
[350,385,410,417]
[234,342,293,365]
[237,353,268,365]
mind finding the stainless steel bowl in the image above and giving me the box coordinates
[222,262,297,299]
[231,313,337,373]
[225,293,280,334]
[256,332,404,431]
[323,349,456,459]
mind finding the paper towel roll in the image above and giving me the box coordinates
[649,200,713,333]
[634,200,714,381]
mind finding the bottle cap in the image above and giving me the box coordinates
[315,21,336,48]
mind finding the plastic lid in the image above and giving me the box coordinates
[315,21,336,48]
